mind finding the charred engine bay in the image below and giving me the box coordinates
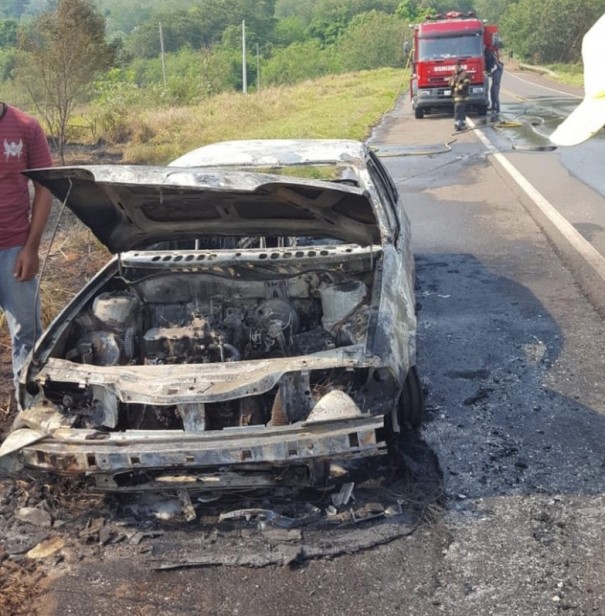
[25,244,398,434]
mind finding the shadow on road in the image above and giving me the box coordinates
[415,252,605,502]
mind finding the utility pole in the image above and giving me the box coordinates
[242,19,247,94]
[256,42,260,90]
[159,22,167,90]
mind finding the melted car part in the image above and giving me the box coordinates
[11,413,386,486]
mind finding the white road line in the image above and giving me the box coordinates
[469,119,605,283]
[506,71,583,99]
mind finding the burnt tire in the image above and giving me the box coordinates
[414,107,424,119]
[397,366,425,430]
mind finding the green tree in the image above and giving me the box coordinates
[501,0,605,63]
[125,0,276,58]
[338,10,405,70]
[306,15,349,46]
[472,0,509,25]
[0,0,30,18]
[214,0,277,41]
[275,0,314,20]
[263,39,340,85]
[398,0,476,21]
[90,67,141,142]
[276,0,400,25]
[0,46,17,79]
[271,14,307,46]
[23,0,52,15]
[129,45,242,102]
[96,0,192,35]
[126,9,209,58]
[0,18,17,47]
[15,0,115,161]
[396,0,422,22]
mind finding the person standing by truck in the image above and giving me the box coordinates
[449,60,471,131]
[490,47,504,115]
[410,13,497,119]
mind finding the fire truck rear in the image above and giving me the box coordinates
[410,11,500,119]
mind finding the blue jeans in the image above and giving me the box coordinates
[490,68,503,112]
[0,246,42,389]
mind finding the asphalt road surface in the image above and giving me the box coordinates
[17,69,605,615]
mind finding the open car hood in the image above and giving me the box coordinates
[25,165,380,253]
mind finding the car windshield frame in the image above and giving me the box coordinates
[174,162,363,186]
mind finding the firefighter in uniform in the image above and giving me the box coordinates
[449,60,470,131]
[490,47,504,115]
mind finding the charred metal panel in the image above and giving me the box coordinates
[25,165,380,252]
[16,415,385,476]
[32,348,375,405]
[168,139,368,168]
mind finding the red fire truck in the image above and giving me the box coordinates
[410,11,500,119]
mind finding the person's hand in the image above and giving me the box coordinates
[13,246,40,282]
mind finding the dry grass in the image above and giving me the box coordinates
[119,68,407,164]
[0,555,44,616]
[39,221,110,328]
[0,388,12,423]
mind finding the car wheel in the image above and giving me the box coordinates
[477,104,488,116]
[414,107,424,119]
[397,366,425,430]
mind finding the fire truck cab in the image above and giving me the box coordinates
[410,11,500,119]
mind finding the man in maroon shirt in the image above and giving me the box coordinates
[0,102,53,395]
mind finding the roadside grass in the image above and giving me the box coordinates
[545,63,584,87]
[38,222,110,329]
[119,68,408,164]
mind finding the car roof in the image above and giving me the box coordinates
[169,139,369,168]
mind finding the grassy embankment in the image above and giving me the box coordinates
[545,63,584,87]
[116,67,408,164]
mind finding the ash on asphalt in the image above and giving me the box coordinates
[414,252,605,503]
[0,430,443,571]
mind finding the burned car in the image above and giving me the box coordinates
[0,139,423,491]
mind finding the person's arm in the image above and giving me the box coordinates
[13,182,52,282]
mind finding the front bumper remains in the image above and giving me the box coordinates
[1,415,386,490]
